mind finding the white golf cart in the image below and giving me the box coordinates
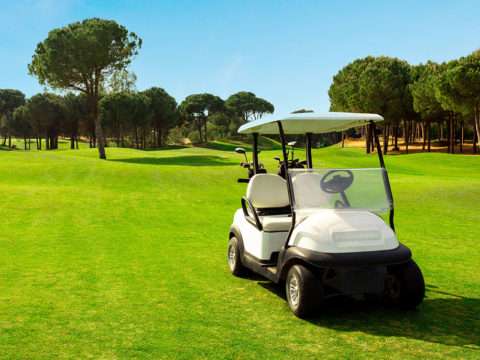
[227,112,425,318]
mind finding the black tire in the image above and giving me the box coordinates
[385,260,425,309]
[227,237,247,277]
[285,264,323,318]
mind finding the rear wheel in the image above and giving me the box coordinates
[227,237,247,276]
[385,260,425,309]
[285,265,323,318]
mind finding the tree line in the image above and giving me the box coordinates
[0,87,274,151]
[329,53,480,154]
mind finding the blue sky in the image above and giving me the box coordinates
[1,0,479,114]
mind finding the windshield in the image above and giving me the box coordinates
[288,168,392,214]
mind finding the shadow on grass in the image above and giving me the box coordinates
[141,145,189,152]
[204,142,251,152]
[203,138,282,152]
[258,282,480,349]
[110,155,236,167]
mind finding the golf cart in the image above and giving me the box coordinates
[227,112,425,318]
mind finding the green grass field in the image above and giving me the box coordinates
[0,144,479,359]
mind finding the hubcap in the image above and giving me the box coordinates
[288,274,300,308]
[228,244,236,270]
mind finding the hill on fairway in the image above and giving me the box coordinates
[0,145,479,359]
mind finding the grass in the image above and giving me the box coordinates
[0,144,479,359]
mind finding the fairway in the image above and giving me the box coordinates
[0,145,479,359]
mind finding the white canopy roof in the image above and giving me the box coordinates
[238,112,383,135]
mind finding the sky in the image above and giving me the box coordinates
[0,0,479,115]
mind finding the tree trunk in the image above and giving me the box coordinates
[403,120,408,154]
[135,126,139,149]
[365,125,371,154]
[450,115,454,154]
[204,118,208,143]
[197,120,203,143]
[8,136,11,148]
[427,121,431,152]
[2,136,6,146]
[473,125,478,154]
[446,116,451,153]
[412,121,415,145]
[422,121,426,151]
[93,101,106,159]
[460,120,464,153]
[473,114,479,154]
[474,105,480,150]
[393,124,399,151]
[341,132,345,148]
[24,137,27,150]
[70,135,75,150]
[383,125,389,154]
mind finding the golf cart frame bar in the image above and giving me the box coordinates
[249,120,395,242]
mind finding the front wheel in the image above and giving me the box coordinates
[227,237,247,276]
[385,260,425,309]
[285,265,323,318]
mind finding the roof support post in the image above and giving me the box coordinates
[306,132,313,168]
[370,122,385,168]
[371,121,395,231]
[277,121,296,249]
[252,133,259,174]
[277,122,289,173]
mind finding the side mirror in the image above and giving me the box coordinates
[288,141,297,147]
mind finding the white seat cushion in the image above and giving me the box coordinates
[247,174,289,208]
[261,215,292,232]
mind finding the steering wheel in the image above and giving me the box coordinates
[320,170,354,194]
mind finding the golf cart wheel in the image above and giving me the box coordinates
[385,260,425,309]
[227,237,247,276]
[285,264,323,318]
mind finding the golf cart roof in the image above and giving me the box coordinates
[238,112,383,135]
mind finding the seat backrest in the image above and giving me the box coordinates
[292,172,331,209]
[246,174,289,208]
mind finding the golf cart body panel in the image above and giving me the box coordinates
[228,111,424,316]
[289,209,398,253]
[233,208,288,261]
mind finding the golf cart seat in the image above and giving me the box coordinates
[244,174,292,232]
[260,215,292,232]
